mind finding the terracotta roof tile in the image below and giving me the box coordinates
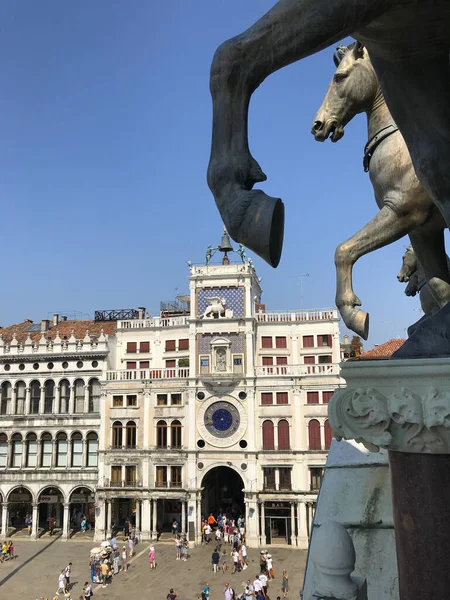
[0,319,116,345]
[356,338,406,360]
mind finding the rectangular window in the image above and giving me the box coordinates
[56,440,67,467]
[16,387,25,414]
[72,439,83,467]
[126,341,137,353]
[263,467,276,490]
[279,467,292,490]
[41,440,52,467]
[171,393,182,406]
[304,356,315,364]
[165,340,176,352]
[275,336,287,348]
[200,357,210,374]
[157,394,168,406]
[127,395,137,407]
[126,424,136,448]
[156,466,167,487]
[261,336,272,348]
[171,424,182,448]
[276,356,288,373]
[310,467,324,491]
[87,439,98,467]
[318,355,332,364]
[178,339,189,350]
[113,395,123,407]
[322,391,334,404]
[307,391,319,404]
[276,392,289,405]
[303,335,314,348]
[262,356,274,365]
[125,465,136,486]
[111,465,122,484]
[12,441,22,467]
[165,359,176,370]
[75,387,84,414]
[261,392,273,405]
[126,361,137,370]
[0,440,7,468]
[233,357,243,365]
[171,466,182,487]
[139,361,150,369]
[140,341,150,353]
[27,440,37,468]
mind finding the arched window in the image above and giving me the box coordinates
[44,380,55,414]
[56,432,68,467]
[26,433,37,467]
[156,420,167,448]
[278,419,290,450]
[16,382,26,414]
[125,421,136,449]
[71,432,83,467]
[41,432,52,467]
[112,421,123,448]
[1,382,11,415]
[30,381,40,414]
[171,420,182,448]
[87,432,98,467]
[11,433,22,467]
[324,419,333,450]
[74,379,85,413]
[262,420,275,450]
[308,419,321,450]
[88,378,100,413]
[60,380,70,413]
[0,433,7,468]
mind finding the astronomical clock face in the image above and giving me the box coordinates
[204,401,240,438]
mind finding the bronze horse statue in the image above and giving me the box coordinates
[311,43,450,338]
[207,0,450,339]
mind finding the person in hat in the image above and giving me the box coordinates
[266,554,274,580]
[149,546,156,569]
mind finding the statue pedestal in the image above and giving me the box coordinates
[329,357,450,600]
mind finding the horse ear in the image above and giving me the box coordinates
[333,45,347,66]
[352,41,365,60]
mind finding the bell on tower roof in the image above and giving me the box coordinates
[205,226,247,265]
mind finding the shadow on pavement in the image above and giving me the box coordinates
[0,535,61,587]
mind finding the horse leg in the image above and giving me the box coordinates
[335,204,423,339]
[208,0,399,266]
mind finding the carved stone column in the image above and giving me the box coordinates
[55,385,61,414]
[1,503,9,538]
[152,498,158,540]
[329,357,450,600]
[31,503,39,539]
[62,503,70,540]
[135,499,141,534]
[84,385,90,414]
[181,500,186,535]
[106,499,112,537]
[290,501,297,546]
[39,384,45,414]
[141,498,151,541]
[24,387,31,415]
[259,502,266,546]
[297,500,308,548]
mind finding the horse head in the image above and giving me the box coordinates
[397,245,417,282]
[312,42,379,143]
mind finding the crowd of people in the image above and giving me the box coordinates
[0,540,14,561]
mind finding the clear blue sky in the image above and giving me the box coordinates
[0,0,429,347]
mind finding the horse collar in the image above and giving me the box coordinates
[363,124,399,172]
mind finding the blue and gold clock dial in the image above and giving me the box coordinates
[204,401,240,438]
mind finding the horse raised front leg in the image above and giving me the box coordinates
[208,0,396,266]
[335,204,422,339]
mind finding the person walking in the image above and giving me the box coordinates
[221,549,228,573]
[266,554,274,580]
[212,548,220,573]
[281,569,289,598]
[64,562,72,591]
[167,588,178,600]
[204,523,212,544]
[128,533,135,557]
[175,535,182,560]
[241,542,248,569]
[49,516,55,536]
[56,570,66,595]
[26,514,32,536]
[148,545,156,569]
[8,540,14,560]
[121,545,128,572]
[224,583,234,600]
[113,549,120,575]
[100,560,109,588]
[82,581,93,599]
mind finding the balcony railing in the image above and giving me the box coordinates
[255,363,340,377]
[101,479,143,488]
[118,316,189,329]
[256,309,338,322]
[155,481,183,489]
[106,367,190,381]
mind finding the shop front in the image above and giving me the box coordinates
[38,487,63,529]
[8,487,32,528]
[70,487,96,530]
[264,501,293,545]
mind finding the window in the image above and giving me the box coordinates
[157,394,168,406]
[87,433,98,467]
[276,356,288,374]
[113,395,123,407]
[261,336,272,348]
[41,433,52,467]
[0,433,7,467]
[26,434,37,467]
[322,391,334,404]
[304,356,315,364]
[200,357,210,374]
[1,382,11,415]
[319,355,332,364]
[303,335,314,348]
[156,466,167,487]
[126,421,137,448]
[126,341,137,353]
[111,465,122,484]
[262,420,275,450]
[16,382,25,414]
[165,340,176,352]
[171,393,182,406]
[11,434,22,467]
[165,359,176,369]
[30,381,40,414]
[310,467,324,491]
[157,421,167,448]
[275,336,287,348]
[261,392,273,405]
[56,433,68,467]
[233,356,243,371]
[324,420,333,449]
[125,465,136,486]
[71,433,83,467]
[171,420,182,448]
[279,467,292,490]
[126,361,137,370]
[263,467,276,490]
[171,466,182,487]
[262,356,273,366]
[140,341,150,352]
[308,420,321,450]
[307,391,319,404]
[112,421,123,448]
[60,380,70,413]
[74,379,85,413]
[139,361,150,369]
[178,339,189,350]
[278,420,290,450]
[126,395,137,407]
[276,392,288,405]
[89,378,100,412]
[318,334,332,347]
[44,380,54,414]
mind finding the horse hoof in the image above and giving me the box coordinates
[341,308,369,340]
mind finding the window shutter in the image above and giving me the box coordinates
[276,356,288,365]
[276,392,288,405]
[262,356,273,365]
[140,341,150,352]
[278,420,290,449]
[327,334,333,347]
[127,342,137,353]
[307,391,319,404]
[165,340,176,351]
[308,420,321,450]
[126,361,137,370]
[261,392,273,405]
[302,335,314,348]
[262,420,275,449]
[275,336,287,348]
[304,356,315,364]
[165,360,176,368]
[179,339,189,350]
[139,361,150,369]
[261,336,272,348]
[322,391,334,404]
[317,335,323,347]
[324,419,333,449]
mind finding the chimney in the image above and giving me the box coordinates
[61,316,68,322]
[344,334,349,345]
[41,319,50,333]
[138,307,146,320]
[53,314,59,326]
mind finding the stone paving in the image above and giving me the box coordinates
[0,536,307,600]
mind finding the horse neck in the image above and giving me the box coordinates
[365,86,394,141]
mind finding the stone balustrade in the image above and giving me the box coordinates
[117,316,189,329]
[256,309,338,322]
[106,367,190,381]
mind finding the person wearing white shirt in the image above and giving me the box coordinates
[259,572,268,595]
[253,576,263,593]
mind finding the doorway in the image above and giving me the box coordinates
[201,467,244,519]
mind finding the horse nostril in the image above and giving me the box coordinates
[312,121,323,133]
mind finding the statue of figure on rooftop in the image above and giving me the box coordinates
[238,244,246,264]
[206,245,213,265]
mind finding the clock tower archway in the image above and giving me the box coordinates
[201,466,245,520]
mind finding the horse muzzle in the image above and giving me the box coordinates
[311,118,344,143]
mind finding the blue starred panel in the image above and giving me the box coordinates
[197,287,245,318]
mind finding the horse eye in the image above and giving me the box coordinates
[334,72,348,83]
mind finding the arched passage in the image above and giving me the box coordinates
[201,466,245,520]
[8,486,33,530]
[69,486,95,532]
[38,486,64,531]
